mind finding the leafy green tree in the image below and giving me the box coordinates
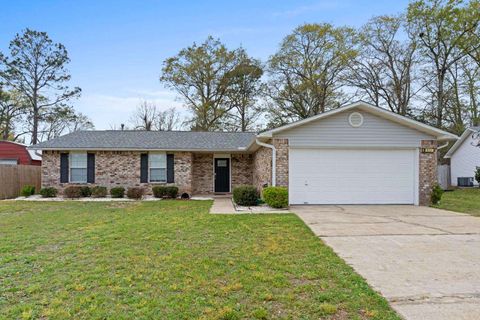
[351,15,419,115]
[0,29,81,144]
[160,37,239,131]
[0,88,26,140]
[266,23,358,127]
[223,49,264,132]
[460,0,480,66]
[407,0,480,128]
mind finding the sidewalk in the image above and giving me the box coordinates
[209,197,237,214]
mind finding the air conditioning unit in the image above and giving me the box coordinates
[458,177,474,187]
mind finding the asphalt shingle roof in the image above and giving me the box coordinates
[30,130,257,151]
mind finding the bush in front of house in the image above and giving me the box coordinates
[80,186,92,197]
[152,186,179,199]
[262,186,288,208]
[91,186,107,198]
[233,185,259,206]
[166,186,178,198]
[431,184,444,205]
[127,187,144,200]
[63,186,82,198]
[20,185,35,197]
[110,187,125,198]
[152,186,167,198]
[40,187,58,198]
[475,167,480,186]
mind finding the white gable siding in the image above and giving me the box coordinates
[451,135,480,186]
[275,108,434,147]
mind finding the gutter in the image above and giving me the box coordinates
[255,139,276,187]
[437,142,449,150]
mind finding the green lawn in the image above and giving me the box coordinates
[434,188,480,217]
[0,201,399,320]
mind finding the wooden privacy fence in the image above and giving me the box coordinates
[0,165,41,199]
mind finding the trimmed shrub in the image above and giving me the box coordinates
[475,167,480,186]
[166,186,179,198]
[110,187,125,198]
[63,186,82,198]
[20,185,35,197]
[233,185,259,206]
[127,187,144,200]
[80,186,92,197]
[40,187,58,198]
[181,192,190,199]
[152,186,167,198]
[431,184,444,205]
[152,186,179,199]
[262,186,288,208]
[91,186,107,198]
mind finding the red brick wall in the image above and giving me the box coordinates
[273,138,289,187]
[41,150,193,195]
[231,154,253,188]
[253,146,272,191]
[192,153,254,194]
[192,153,213,194]
[419,140,438,206]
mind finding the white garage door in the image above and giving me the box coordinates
[289,149,417,205]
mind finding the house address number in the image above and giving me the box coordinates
[421,148,436,153]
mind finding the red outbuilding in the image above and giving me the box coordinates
[0,141,42,166]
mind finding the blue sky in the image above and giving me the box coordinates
[0,0,410,129]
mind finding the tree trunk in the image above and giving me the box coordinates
[2,124,9,140]
[32,90,39,145]
[436,74,445,128]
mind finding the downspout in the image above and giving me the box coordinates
[437,142,449,150]
[255,139,276,187]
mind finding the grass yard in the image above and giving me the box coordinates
[434,188,480,217]
[0,201,400,320]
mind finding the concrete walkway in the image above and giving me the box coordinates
[293,205,480,320]
[209,197,291,214]
[209,197,237,214]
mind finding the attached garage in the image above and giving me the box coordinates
[256,101,459,206]
[289,148,417,205]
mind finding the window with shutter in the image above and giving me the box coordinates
[149,152,167,183]
[70,152,88,183]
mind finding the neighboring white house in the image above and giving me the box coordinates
[445,127,480,187]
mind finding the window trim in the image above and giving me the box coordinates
[69,152,88,183]
[148,152,167,183]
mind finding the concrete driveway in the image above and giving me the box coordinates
[293,205,480,320]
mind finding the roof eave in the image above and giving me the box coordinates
[444,128,475,158]
[28,146,254,153]
[260,101,459,141]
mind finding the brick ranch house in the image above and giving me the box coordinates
[30,101,458,205]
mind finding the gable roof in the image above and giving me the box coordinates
[444,127,479,158]
[258,101,459,141]
[29,130,257,152]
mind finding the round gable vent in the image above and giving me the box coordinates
[348,112,364,127]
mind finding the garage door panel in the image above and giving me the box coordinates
[289,149,416,204]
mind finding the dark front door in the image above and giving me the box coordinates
[214,158,230,193]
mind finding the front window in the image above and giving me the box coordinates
[70,153,87,183]
[149,153,166,182]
